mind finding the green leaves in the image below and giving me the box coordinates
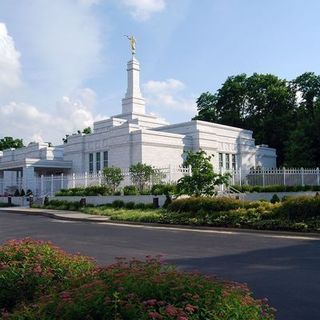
[176,150,230,197]
[0,136,24,151]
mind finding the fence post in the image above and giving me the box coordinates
[51,174,54,196]
[168,165,172,182]
[301,167,304,186]
[85,172,88,188]
[317,168,320,186]
[40,175,44,196]
[98,171,102,186]
[60,173,64,190]
[262,167,265,187]
[188,165,192,176]
[283,167,286,186]
[72,173,76,188]
[239,169,242,187]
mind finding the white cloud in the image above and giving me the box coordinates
[11,0,104,96]
[143,79,196,113]
[0,22,22,95]
[0,88,105,145]
[78,0,100,6]
[121,0,166,21]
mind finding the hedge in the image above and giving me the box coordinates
[232,184,320,193]
[2,239,275,320]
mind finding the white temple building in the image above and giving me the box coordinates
[0,53,276,194]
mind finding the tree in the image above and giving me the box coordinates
[102,167,124,193]
[193,73,297,166]
[63,127,92,143]
[0,137,24,151]
[176,150,230,197]
[129,163,155,193]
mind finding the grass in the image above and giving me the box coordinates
[81,206,163,222]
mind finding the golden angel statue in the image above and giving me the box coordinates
[125,35,136,55]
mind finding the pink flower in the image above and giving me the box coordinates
[148,311,163,319]
[165,305,178,317]
[185,304,198,313]
[143,299,158,307]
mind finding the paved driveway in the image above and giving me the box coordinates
[1,211,319,320]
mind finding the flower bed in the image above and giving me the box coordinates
[0,239,275,319]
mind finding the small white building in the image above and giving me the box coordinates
[0,55,276,194]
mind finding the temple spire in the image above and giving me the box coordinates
[121,52,145,114]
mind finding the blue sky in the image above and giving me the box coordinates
[0,0,320,144]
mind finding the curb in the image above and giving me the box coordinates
[2,208,320,239]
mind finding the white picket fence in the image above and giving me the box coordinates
[225,167,320,187]
[0,166,192,196]
[1,167,320,196]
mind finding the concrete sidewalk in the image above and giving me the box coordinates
[0,207,111,222]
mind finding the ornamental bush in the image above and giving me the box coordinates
[274,196,320,221]
[5,251,275,320]
[0,239,94,312]
[168,197,247,214]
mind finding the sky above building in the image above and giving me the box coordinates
[0,0,319,145]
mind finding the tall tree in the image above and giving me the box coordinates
[0,137,24,151]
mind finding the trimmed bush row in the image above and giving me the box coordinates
[1,239,275,319]
[55,184,176,197]
[35,199,156,211]
[232,184,320,193]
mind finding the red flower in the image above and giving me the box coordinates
[165,305,178,317]
[148,311,163,319]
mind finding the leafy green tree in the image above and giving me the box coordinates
[0,137,24,151]
[193,73,296,166]
[129,163,155,193]
[82,127,92,134]
[176,150,230,197]
[102,167,124,193]
[63,127,92,143]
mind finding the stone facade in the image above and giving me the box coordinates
[0,55,276,194]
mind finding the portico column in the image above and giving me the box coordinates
[22,166,36,193]
[0,171,3,195]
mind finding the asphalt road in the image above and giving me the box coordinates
[1,211,320,320]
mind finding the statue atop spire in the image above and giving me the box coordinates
[125,35,136,56]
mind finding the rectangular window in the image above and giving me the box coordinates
[219,153,223,168]
[232,154,236,170]
[103,151,108,168]
[96,152,101,172]
[89,153,93,174]
[225,154,230,170]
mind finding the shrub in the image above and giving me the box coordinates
[20,189,25,197]
[0,239,94,312]
[7,253,275,320]
[274,196,320,221]
[270,194,280,204]
[168,197,247,213]
[125,201,135,209]
[13,189,20,197]
[112,200,125,208]
[151,183,176,196]
[123,185,138,195]
[134,202,146,210]
[102,166,124,193]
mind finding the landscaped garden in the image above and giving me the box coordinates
[33,194,320,233]
[0,238,275,319]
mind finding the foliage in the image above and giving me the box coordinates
[55,185,112,196]
[270,194,280,204]
[0,239,94,312]
[123,185,139,195]
[3,242,275,320]
[130,163,156,193]
[231,184,320,193]
[193,72,320,167]
[20,189,25,197]
[13,189,20,197]
[274,196,320,221]
[62,127,92,143]
[103,166,124,193]
[151,184,176,196]
[0,137,24,151]
[176,150,230,197]
[168,197,247,213]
